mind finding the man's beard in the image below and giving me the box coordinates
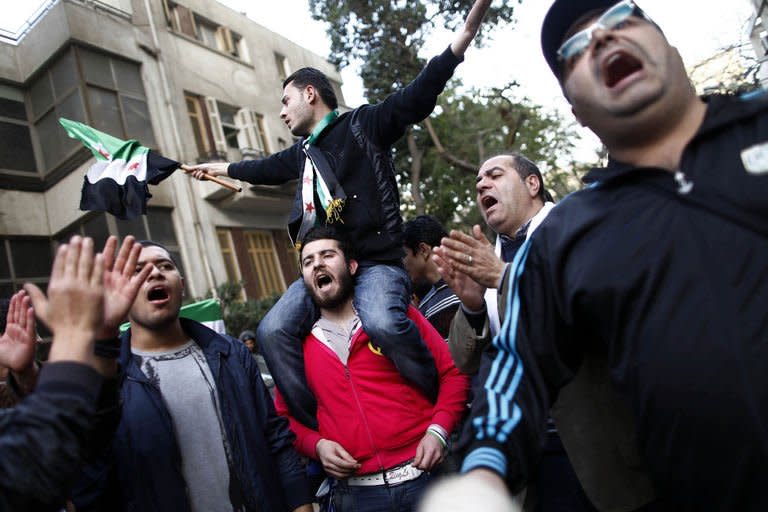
[308,268,354,310]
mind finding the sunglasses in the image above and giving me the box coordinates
[557,0,652,64]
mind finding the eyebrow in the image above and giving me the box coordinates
[302,248,338,263]
[476,166,505,182]
[137,257,174,267]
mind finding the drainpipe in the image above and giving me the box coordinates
[142,0,217,298]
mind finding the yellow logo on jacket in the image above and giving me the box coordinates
[368,341,384,356]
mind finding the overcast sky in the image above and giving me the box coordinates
[219,0,756,160]
[1,0,757,160]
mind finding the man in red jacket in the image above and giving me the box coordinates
[275,226,469,512]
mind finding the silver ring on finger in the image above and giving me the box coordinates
[467,254,473,265]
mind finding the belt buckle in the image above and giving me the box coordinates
[384,463,423,485]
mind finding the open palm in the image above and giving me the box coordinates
[100,236,152,335]
[0,291,36,373]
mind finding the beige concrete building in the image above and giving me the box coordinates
[750,0,768,86]
[0,0,347,306]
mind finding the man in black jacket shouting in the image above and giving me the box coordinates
[188,0,492,429]
[433,1,768,511]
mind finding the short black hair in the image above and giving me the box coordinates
[299,226,354,261]
[283,67,339,110]
[502,152,554,203]
[137,240,181,271]
[403,215,448,252]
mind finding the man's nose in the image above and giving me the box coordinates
[589,26,616,55]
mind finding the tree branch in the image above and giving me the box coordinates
[423,117,478,174]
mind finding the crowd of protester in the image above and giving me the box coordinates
[2,0,767,510]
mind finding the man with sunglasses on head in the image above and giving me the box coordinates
[434,1,768,511]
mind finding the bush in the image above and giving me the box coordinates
[210,282,281,337]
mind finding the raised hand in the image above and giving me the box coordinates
[450,0,492,57]
[432,247,486,311]
[438,225,506,289]
[0,290,36,374]
[98,236,153,338]
[24,236,104,365]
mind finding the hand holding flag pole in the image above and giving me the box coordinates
[180,164,241,192]
[59,118,241,220]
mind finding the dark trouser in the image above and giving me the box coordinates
[330,473,431,512]
[257,262,438,428]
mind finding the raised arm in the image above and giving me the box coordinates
[0,236,107,508]
[185,146,300,185]
[0,290,39,395]
[450,0,492,58]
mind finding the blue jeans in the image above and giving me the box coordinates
[257,262,438,428]
[330,473,431,512]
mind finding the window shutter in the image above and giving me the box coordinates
[237,37,250,62]
[235,108,263,159]
[216,26,235,55]
[205,97,228,155]
[173,4,197,38]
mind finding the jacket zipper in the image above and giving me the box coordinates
[344,335,387,473]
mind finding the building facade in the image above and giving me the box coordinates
[750,0,768,86]
[0,0,347,308]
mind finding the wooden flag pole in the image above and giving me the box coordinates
[180,164,242,192]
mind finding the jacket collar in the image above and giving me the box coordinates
[583,93,768,186]
[119,317,232,370]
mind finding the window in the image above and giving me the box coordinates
[24,46,155,176]
[164,2,248,61]
[215,228,294,300]
[245,231,286,298]
[216,229,245,300]
[0,237,54,298]
[185,93,270,162]
[274,53,290,81]
[56,208,184,276]
[0,85,36,174]
[235,110,269,159]
[78,48,156,148]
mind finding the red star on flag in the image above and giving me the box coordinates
[305,202,315,213]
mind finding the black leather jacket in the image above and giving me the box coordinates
[228,46,462,262]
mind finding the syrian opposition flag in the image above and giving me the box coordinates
[59,118,180,220]
[120,298,226,335]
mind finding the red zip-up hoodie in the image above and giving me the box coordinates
[275,306,469,475]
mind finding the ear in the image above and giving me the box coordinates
[417,242,432,260]
[304,85,317,105]
[525,174,541,199]
[348,258,359,276]
[180,276,186,297]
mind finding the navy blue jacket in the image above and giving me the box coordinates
[73,319,311,512]
[462,92,768,510]
[228,46,462,262]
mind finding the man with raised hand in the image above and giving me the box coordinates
[439,1,768,511]
[74,240,313,512]
[0,235,150,510]
[186,0,492,431]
